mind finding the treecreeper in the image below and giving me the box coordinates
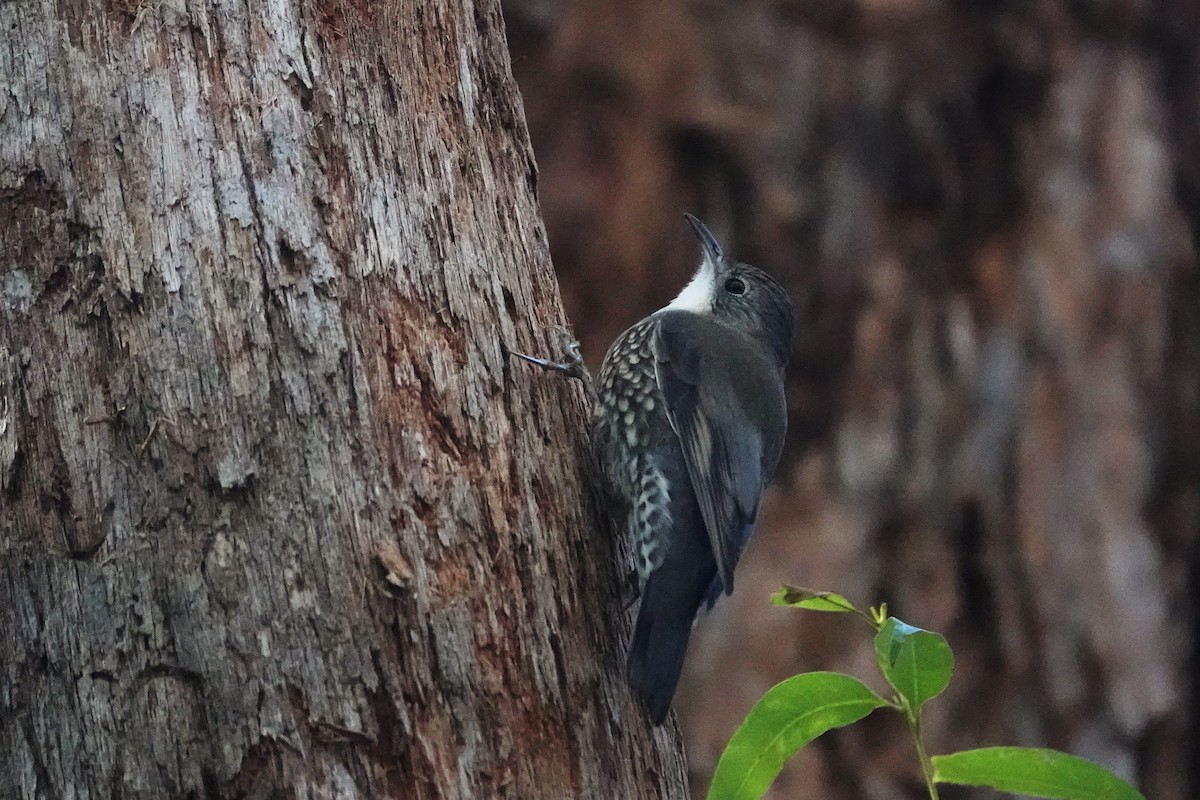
[511,215,794,724]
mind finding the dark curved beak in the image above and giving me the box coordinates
[684,213,725,263]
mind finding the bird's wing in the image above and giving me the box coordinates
[653,314,766,594]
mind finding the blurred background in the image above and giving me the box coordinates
[500,1,1198,797]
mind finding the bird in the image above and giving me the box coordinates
[589,214,794,724]
[507,214,793,724]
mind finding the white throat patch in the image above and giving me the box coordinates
[667,258,716,313]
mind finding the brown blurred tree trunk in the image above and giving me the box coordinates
[0,1,687,797]
[503,1,1197,798]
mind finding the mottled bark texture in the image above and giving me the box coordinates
[504,1,1197,798]
[0,1,688,798]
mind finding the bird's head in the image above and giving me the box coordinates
[666,214,795,367]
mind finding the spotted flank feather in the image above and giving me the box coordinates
[632,462,671,587]
[593,318,678,592]
[594,318,660,489]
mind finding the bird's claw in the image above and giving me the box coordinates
[508,330,593,385]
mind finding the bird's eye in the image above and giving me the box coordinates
[724,277,747,295]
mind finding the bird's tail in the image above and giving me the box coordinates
[626,573,701,726]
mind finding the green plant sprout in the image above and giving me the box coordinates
[705,586,1146,800]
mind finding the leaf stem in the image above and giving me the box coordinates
[908,710,940,800]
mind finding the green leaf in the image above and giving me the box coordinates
[873,618,953,712]
[933,747,1146,800]
[707,672,888,800]
[771,585,859,614]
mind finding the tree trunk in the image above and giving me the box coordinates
[0,1,687,798]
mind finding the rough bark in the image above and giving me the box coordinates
[0,1,688,798]
[503,1,1196,798]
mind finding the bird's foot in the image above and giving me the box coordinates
[507,327,593,386]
